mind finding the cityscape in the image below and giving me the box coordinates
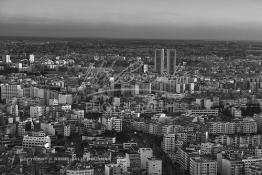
[1,0,262,175]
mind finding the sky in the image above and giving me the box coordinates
[0,0,262,40]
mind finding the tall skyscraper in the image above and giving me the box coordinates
[154,49,164,74]
[167,49,176,75]
[154,49,176,75]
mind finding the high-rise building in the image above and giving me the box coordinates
[167,49,176,74]
[154,49,176,75]
[154,49,165,74]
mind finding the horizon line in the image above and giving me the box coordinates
[0,35,262,42]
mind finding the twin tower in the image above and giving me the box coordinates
[154,49,176,75]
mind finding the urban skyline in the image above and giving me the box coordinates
[1,0,262,175]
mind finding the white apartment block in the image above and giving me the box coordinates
[0,84,22,100]
[162,133,186,153]
[123,142,138,150]
[208,120,257,135]
[105,164,123,175]
[254,114,262,132]
[58,94,72,104]
[73,109,85,119]
[17,120,34,137]
[148,122,161,135]
[107,117,122,132]
[126,152,141,170]
[161,125,175,135]
[17,122,26,137]
[32,131,46,137]
[131,121,149,133]
[162,134,176,152]
[187,109,219,116]
[40,123,56,135]
[30,106,43,118]
[117,157,128,172]
[29,54,34,63]
[66,168,94,175]
[216,135,262,147]
[146,158,162,175]
[139,148,153,169]
[190,157,217,175]
[7,104,18,116]
[64,125,71,136]
[176,147,200,171]
[204,99,212,110]
[5,55,11,63]
[176,133,188,143]
[22,135,51,148]
[200,142,214,155]
[232,108,242,118]
[49,99,58,106]
[222,157,262,175]
[61,104,71,112]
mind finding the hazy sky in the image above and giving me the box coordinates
[0,0,262,40]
